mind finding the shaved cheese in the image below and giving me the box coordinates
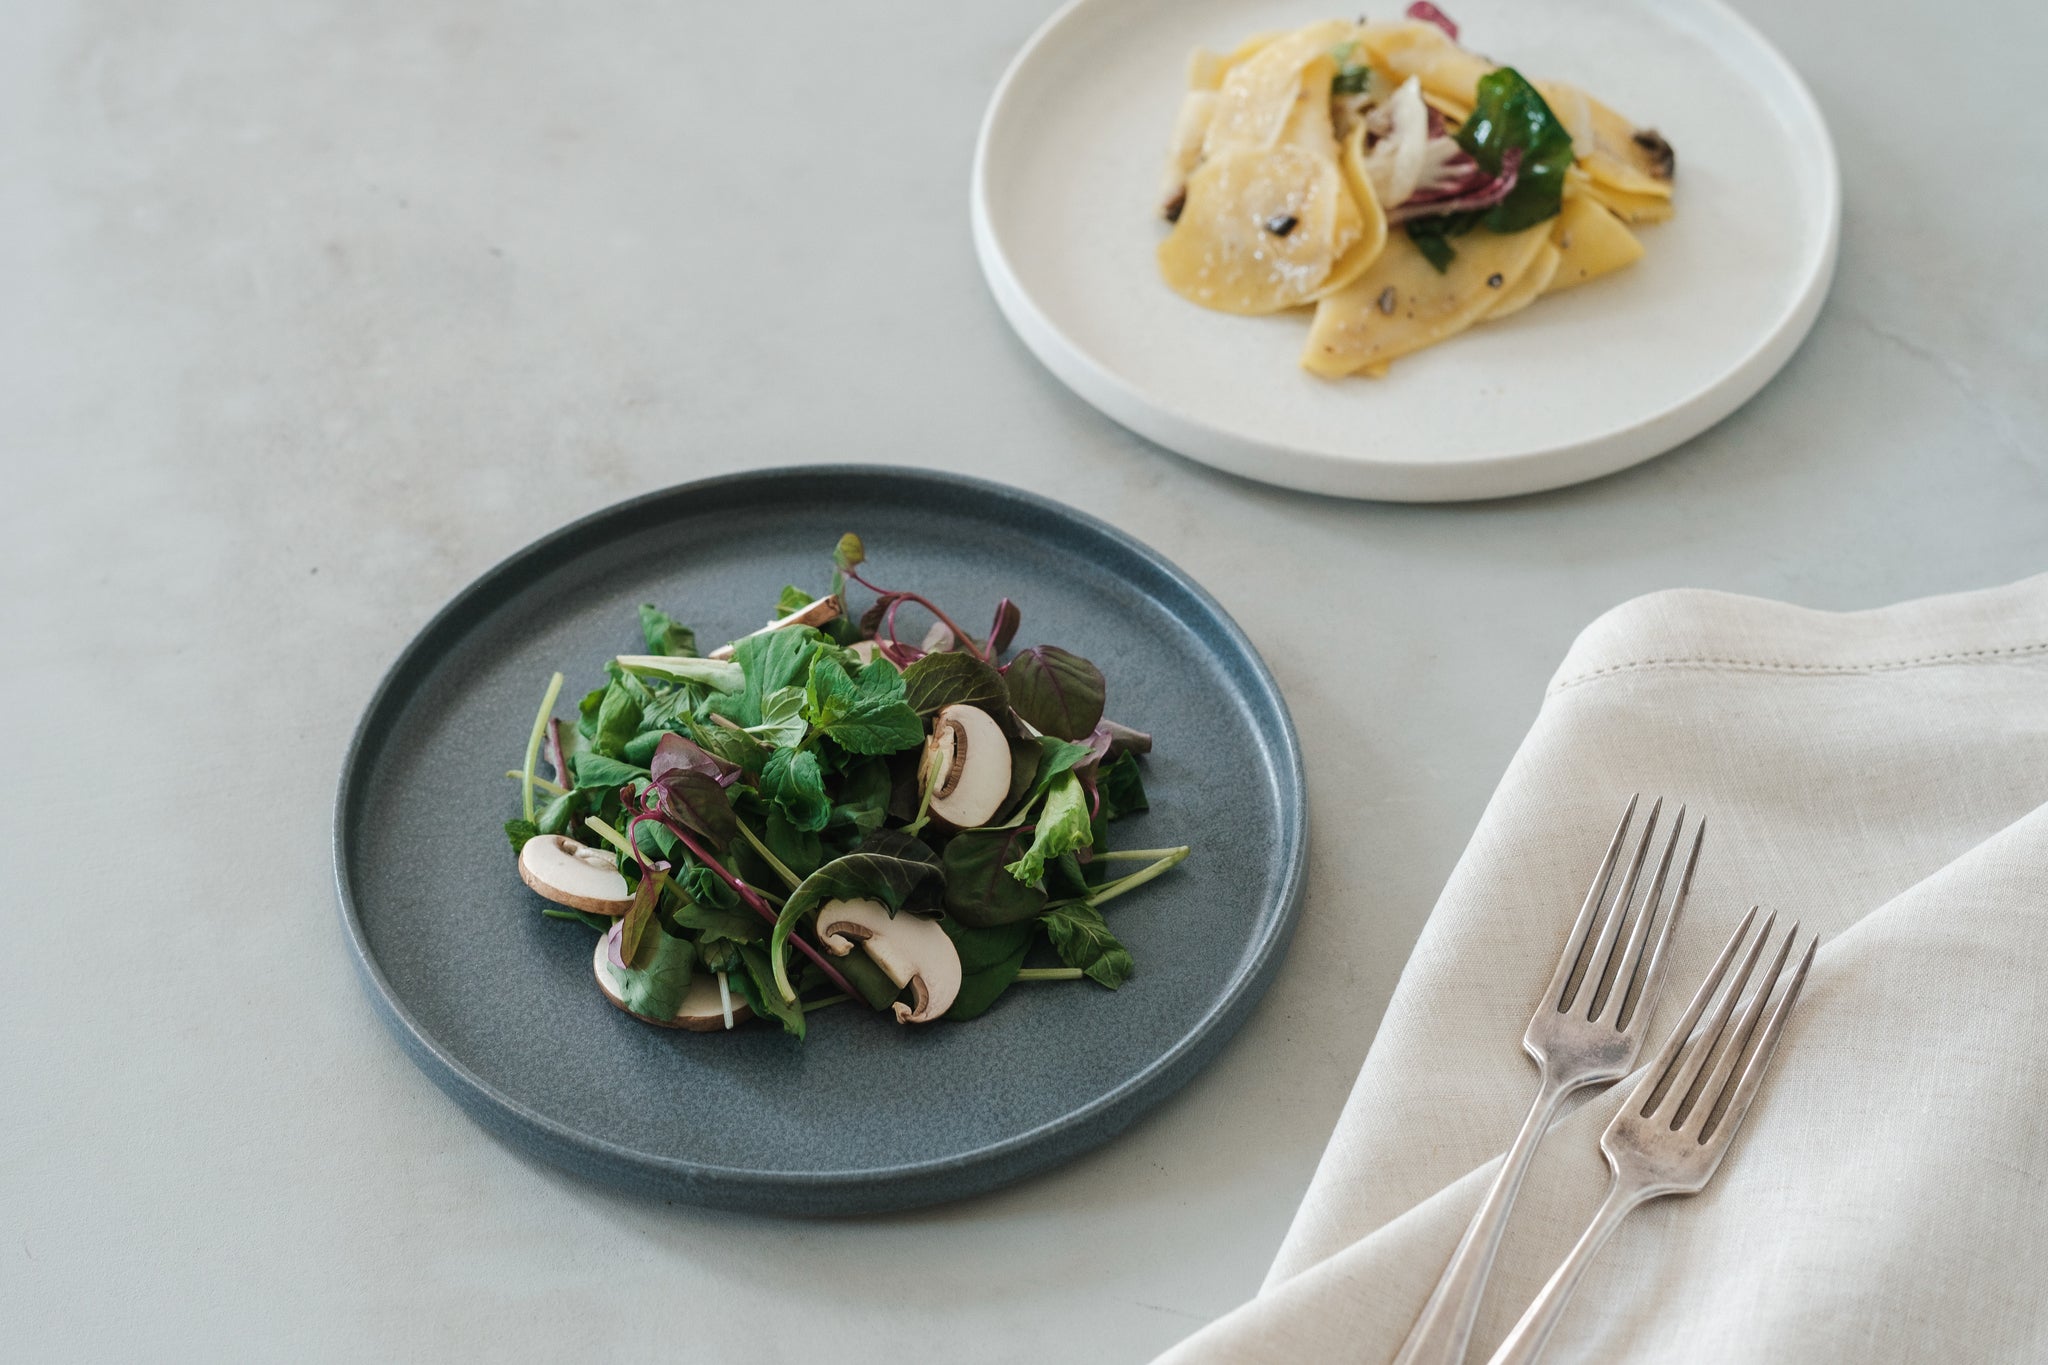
[1357,20,1494,110]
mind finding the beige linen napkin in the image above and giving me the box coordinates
[1162,575,2048,1363]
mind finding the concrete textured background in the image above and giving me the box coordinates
[3,0,2042,1360]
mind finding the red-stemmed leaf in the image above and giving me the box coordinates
[1003,646,1106,741]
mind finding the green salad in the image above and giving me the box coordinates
[502,534,1187,1038]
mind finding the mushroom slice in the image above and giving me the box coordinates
[708,594,844,661]
[592,934,754,1031]
[924,704,1012,829]
[812,897,961,1024]
[518,835,635,915]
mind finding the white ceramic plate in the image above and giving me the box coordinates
[972,0,1839,501]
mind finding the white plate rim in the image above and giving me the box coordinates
[971,0,1841,502]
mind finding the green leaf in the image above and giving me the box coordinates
[535,787,591,837]
[749,685,809,748]
[685,718,771,775]
[1457,66,1575,233]
[542,906,615,931]
[610,927,699,1019]
[1042,904,1134,989]
[942,827,1049,927]
[805,657,926,756]
[833,533,865,575]
[1406,215,1471,272]
[762,809,825,880]
[620,727,669,767]
[613,655,743,693]
[665,894,761,944]
[1003,646,1106,741]
[1005,772,1093,884]
[592,677,645,759]
[1031,736,1094,799]
[941,920,1034,1020]
[736,945,805,1038]
[1098,751,1150,821]
[570,751,647,791]
[829,758,892,835]
[768,832,942,1002]
[503,818,539,853]
[638,603,699,658]
[900,651,1008,717]
[774,584,812,616]
[715,627,829,728]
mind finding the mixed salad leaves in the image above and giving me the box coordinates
[502,535,1188,1039]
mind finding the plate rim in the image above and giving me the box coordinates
[970,0,1842,502]
[332,463,1309,1211]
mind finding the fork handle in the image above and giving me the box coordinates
[1484,1179,1645,1365]
[1390,1076,1570,1365]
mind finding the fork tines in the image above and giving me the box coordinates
[1632,905,1819,1144]
[1548,795,1705,1031]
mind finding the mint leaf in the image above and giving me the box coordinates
[829,758,892,836]
[1005,771,1093,884]
[805,657,925,756]
[638,603,698,658]
[1003,646,1106,741]
[774,584,812,617]
[503,819,539,853]
[715,628,828,728]
[761,747,831,832]
[750,684,808,748]
[1042,904,1134,989]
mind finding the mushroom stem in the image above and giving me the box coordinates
[520,671,565,821]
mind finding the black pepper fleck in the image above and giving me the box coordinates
[1162,189,1186,223]
[1376,286,1397,315]
[1264,213,1299,237]
[1487,272,1504,288]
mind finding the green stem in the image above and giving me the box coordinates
[801,993,851,1013]
[900,745,941,838]
[520,672,565,822]
[735,819,802,891]
[1093,848,1185,862]
[584,815,633,860]
[1087,845,1190,907]
[1016,967,1084,982]
[507,770,568,797]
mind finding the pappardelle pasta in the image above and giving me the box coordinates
[1156,4,1674,378]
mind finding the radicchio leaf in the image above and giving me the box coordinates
[1405,1,1459,39]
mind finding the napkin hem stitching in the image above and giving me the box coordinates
[1548,640,2048,694]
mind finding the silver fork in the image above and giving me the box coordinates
[1485,907,1819,1365]
[1391,796,1703,1365]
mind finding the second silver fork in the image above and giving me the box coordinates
[1391,795,1703,1365]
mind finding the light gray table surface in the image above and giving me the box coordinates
[4,0,2042,1359]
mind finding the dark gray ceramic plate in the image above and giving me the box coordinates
[334,466,1305,1214]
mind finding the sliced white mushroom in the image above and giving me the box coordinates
[708,594,843,660]
[924,703,1012,830]
[812,897,961,1024]
[518,835,635,915]
[592,933,755,1031]
[919,620,957,653]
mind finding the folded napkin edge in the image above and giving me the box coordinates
[1547,574,2048,697]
